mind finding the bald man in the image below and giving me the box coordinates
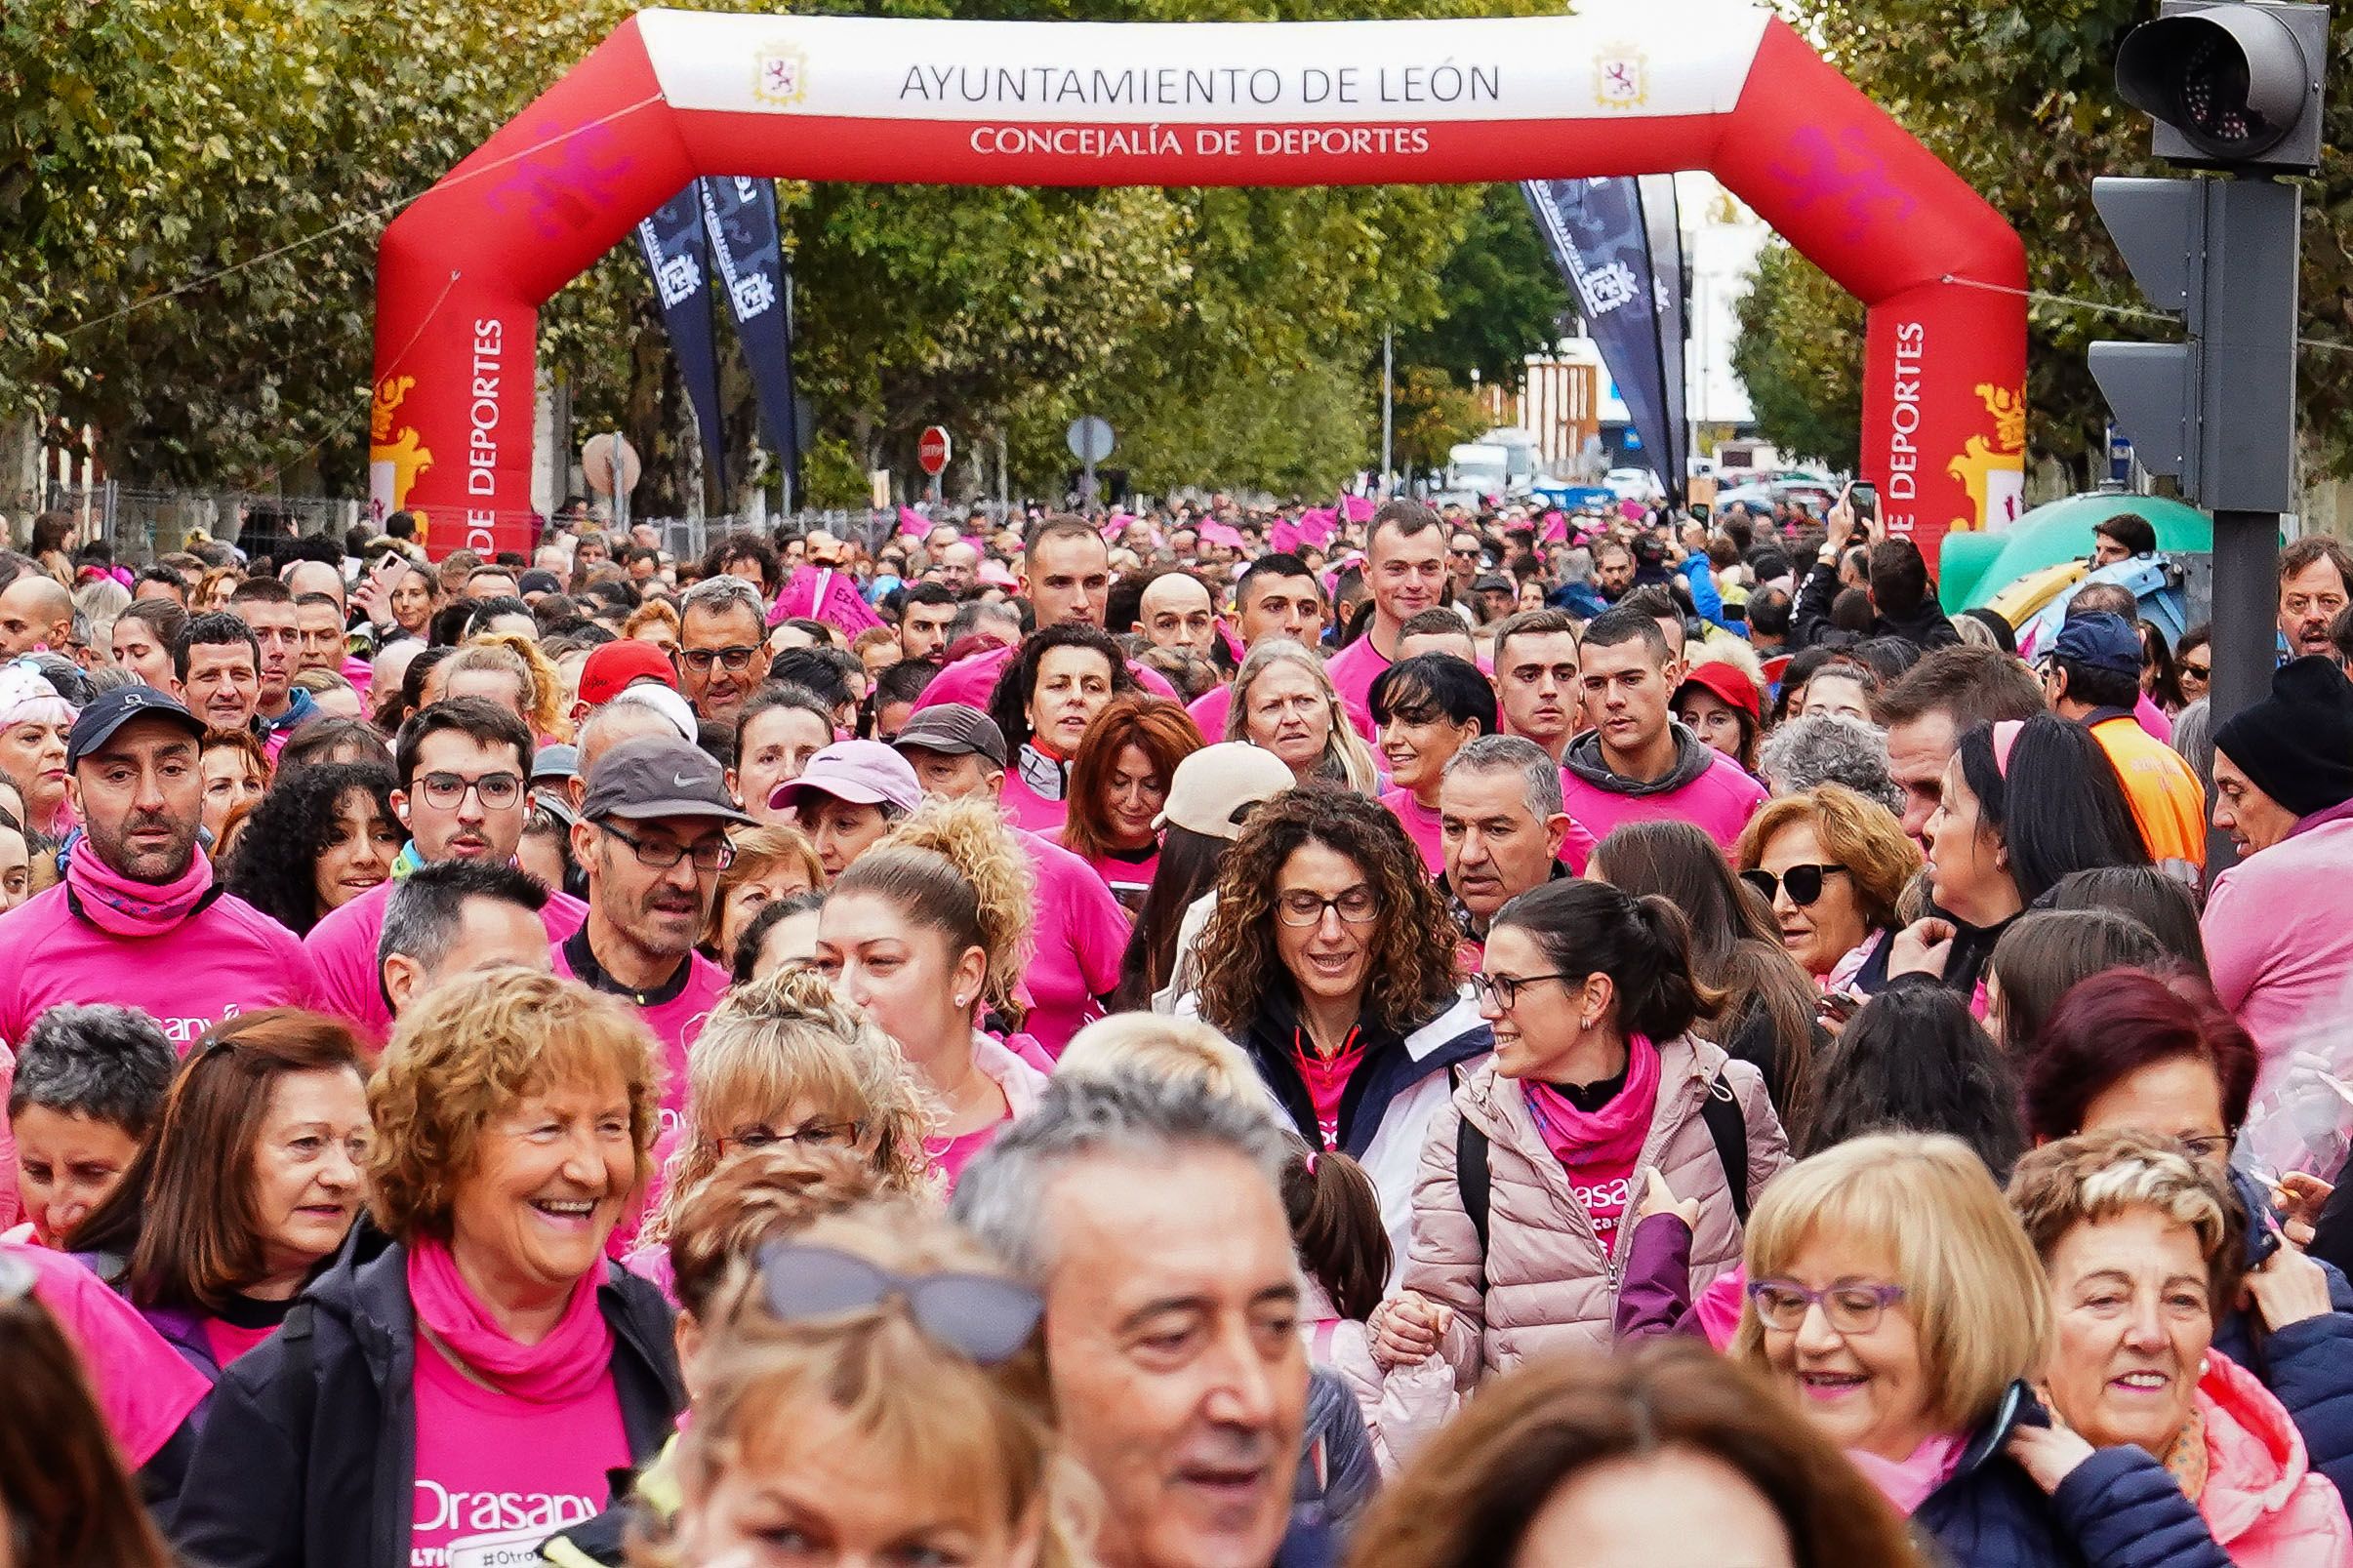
[0,574,73,659]
[1135,571,1218,660]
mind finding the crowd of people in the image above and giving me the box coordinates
[4,487,2353,1567]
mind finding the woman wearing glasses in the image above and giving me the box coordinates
[663,1196,1086,1568]
[1733,1133,2234,1567]
[1187,789,1485,1277]
[1368,877,1785,1389]
[2010,1133,2353,1567]
[629,969,936,1299]
[1734,784,1921,993]
[171,970,685,1568]
[2022,968,2353,1502]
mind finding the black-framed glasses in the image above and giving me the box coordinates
[716,1119,863,1155]
[754,1241,1043,1365]
[1469,971,1581,1011]
[597,821,734,872]
[1746,1279,1906,1334]
[417,771,523,810]
[1739,864,1850,908]
[675,644,761,674]
[1276,887,1379,927]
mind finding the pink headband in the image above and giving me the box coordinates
[1991,719,2024,779]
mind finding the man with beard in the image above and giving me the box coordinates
[556,733,751,1125]
[0,686,316,1046]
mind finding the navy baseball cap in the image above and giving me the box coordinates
[2053,611,2142,677]
[66,684,206,769]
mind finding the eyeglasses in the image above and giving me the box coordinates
[1469,971,1582,1011]
[416,771,523,810]
[675,644,762,674]
[2181,660,2211,683]
[596,821,734,872]
[1276,887,1379,927]
[1739,864,1850,908]
[1746,1278,1907,1334]
[717,1119,863,1155]
[754,1241,1044,1365]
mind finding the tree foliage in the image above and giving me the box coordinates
[1730,241,1863,472]
[1746,0,2353,483]
[5,0,1577,508]
[1398,182,1571,392]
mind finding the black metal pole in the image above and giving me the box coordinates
[2206,507,2281,871]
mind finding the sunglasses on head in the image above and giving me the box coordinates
[754,1241,1043,1365]
[1739,864,1849,907]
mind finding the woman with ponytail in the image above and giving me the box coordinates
[1369,878,1789,1393]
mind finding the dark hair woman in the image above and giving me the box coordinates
[2048,864,2209,977]
[1190,788,1486,1274]
[987,623,1136,835]
[1590,820,1826,1148]
[223,761,407,936]
[1986,908,2169,1060]
[1369,654,1497,875]
[1908,713,2151,997]
[1347,1341,1927,1568]
[68,1009,371,1387]
[1369,877,1786,1391]
[1806,979,2026,1175]
[1054,696,1202,913]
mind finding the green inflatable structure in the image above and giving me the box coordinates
[1938,494,2213,613]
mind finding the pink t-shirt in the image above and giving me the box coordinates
[0,880,319,1049]
[1559,750,1767,853]
[409,1334,629,1568]
[1187,682,1237,744]
[1016,830,1131,1056]
[1321,635,1390,743]
[1379,787,1446,876]
[999,768,1070,835]
[925,1121,1007,1186]
[1524,1081,1646,1243]
[549,939,730,1137]
[912,644,1180,714]
[304,875,588,1044]
[12,1242,211,1467]
[1294,1036,1365,1150]
[202,1315,279,1369]
[1048,829,1159,914]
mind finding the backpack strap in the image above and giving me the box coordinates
[1699,1071,1751,1227]
[1455,1114,1492,1262]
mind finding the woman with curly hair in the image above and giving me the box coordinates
[223,761,406,936]
[987,622,1138,833]
[1186,787,1488,1272]
[814,796,1048,1186]
[1052,695,1202,911]
[629,968,935,1289]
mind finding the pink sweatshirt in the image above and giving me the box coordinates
[1318,635,1387,743]
[911,643,1179,714]
[11,1242,211,1467]
[1559,750,1767,853]
[1016,828,1132,1056]
[2204,813,2353,1112]
[303,875,588,1044]
[0,880,318,1049]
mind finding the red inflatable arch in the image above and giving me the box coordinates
[372,3,2025,561]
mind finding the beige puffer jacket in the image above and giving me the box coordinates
[1400,1034,1787,1387]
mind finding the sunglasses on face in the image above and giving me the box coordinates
[1739,864,1849,907]
[754,1241,1043,1365]
[2181,661,2211,682]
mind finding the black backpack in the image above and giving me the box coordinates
[1456,1070,1751,1259]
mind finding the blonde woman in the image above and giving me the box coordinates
[632,968,934,1295]
[1056,1013,1265,1105]
[1226,638,1379,793]
[470,630,571,743]
[662,1197,1092,1568]
[703,823,827,965]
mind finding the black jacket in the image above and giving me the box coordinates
[170,1238,683,1568]
[1792,559,1960,651]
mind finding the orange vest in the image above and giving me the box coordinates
[2090,714,2208,869]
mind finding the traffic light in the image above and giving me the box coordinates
[2115,0,2328,174]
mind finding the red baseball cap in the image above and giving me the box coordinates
[1674,661,1763,725]
[578,640,680,707]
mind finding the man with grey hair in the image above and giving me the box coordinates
[1755,713,1905,816]
[375,859,551,1019]
[952,1070,1316,1568]
[1439,735,1596,946]
[675,574,770,726]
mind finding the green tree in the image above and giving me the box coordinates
[1730,241,1864,471]
[1398,182,1570,391]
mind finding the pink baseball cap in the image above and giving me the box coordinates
[769,740,923,816]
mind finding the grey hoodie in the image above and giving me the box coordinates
[1561,720,1719,797]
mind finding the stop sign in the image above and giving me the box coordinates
[918,426,952,476]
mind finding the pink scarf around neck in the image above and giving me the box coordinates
[406,1237,616,1404]
[1522,1034,1663,1168]
[65,834,212,938]
[1846,1432,1965,1514]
